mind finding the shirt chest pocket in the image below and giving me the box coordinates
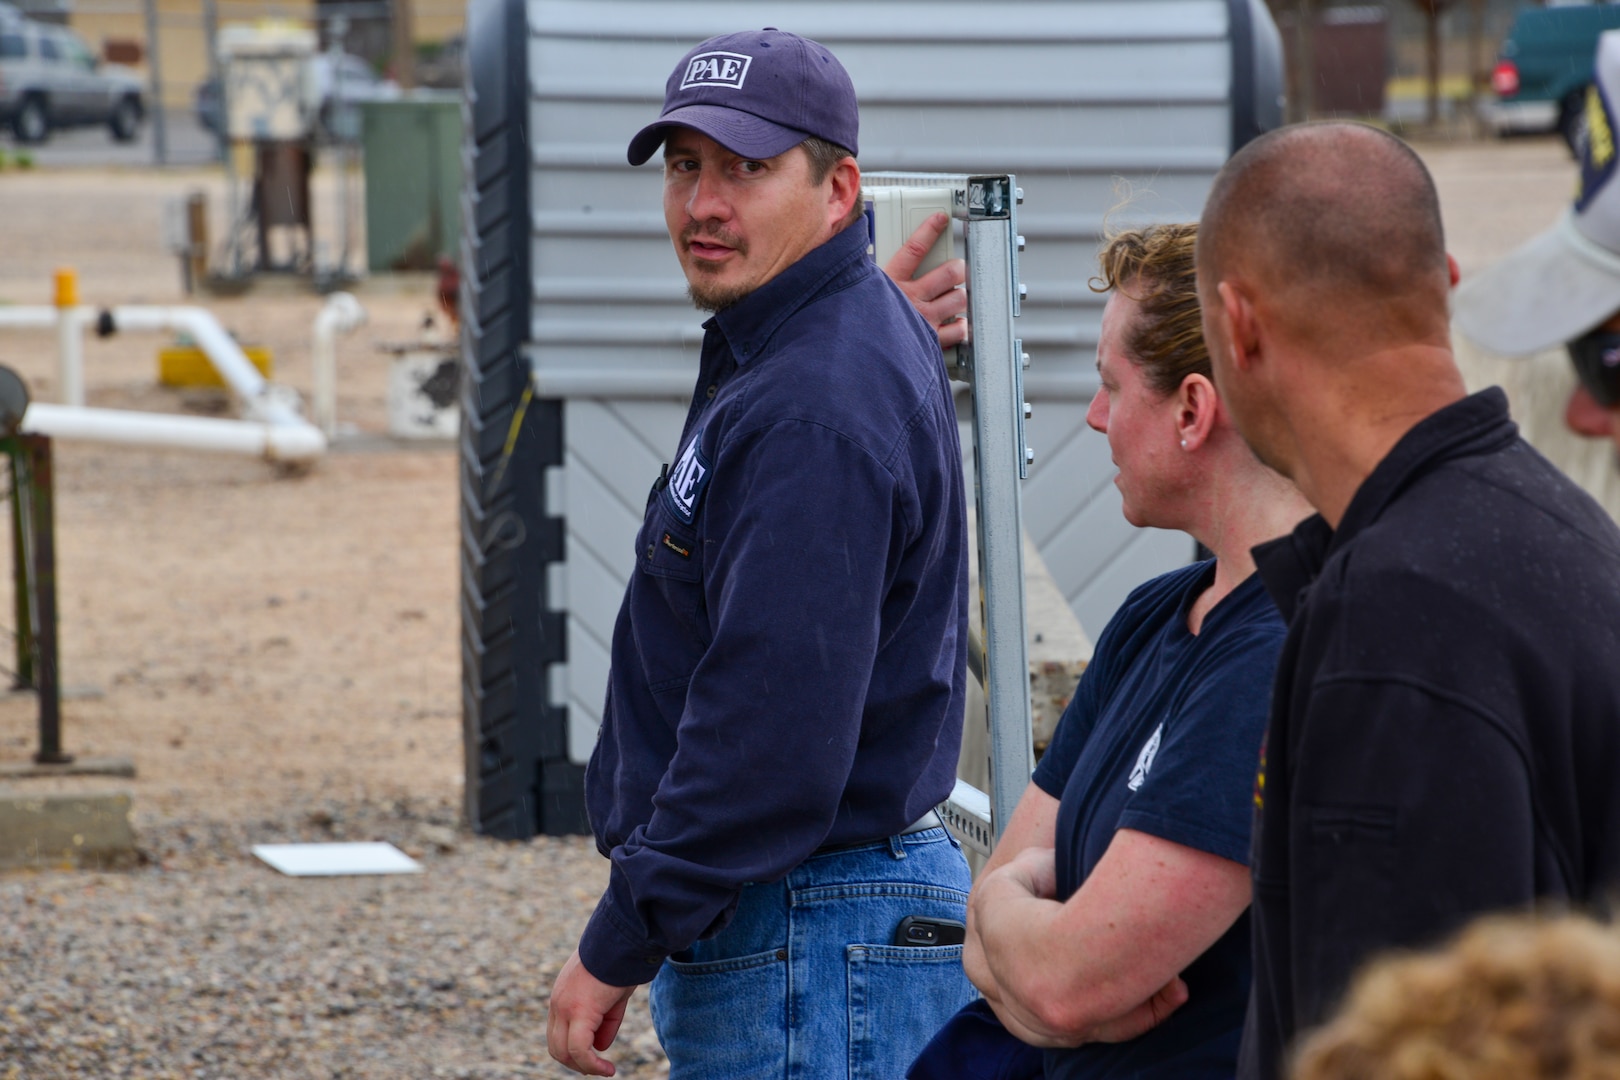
[639,511,702,584]
[631,502,710,673]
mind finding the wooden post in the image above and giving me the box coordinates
[1295,0,1317,123]
[186,191,209,292]
[391,0,416,89]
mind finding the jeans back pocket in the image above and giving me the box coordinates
[651,948,788,1078]
[846,943,976,1080]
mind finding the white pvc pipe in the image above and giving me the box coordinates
[22,403,325,463]
[0,301,328,463]
[57,307,85,408]
[0,307,55,328]
[107,306,297,424]
[310,292,366,437]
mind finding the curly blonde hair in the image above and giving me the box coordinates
[1293,914,1620,1080]
[1090,223,1208,398]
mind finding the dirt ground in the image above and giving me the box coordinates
[0,133,1602,1078]
[0,165,466,824]
[0,166,655,1079]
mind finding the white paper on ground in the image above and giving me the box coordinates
[251,842,422,877]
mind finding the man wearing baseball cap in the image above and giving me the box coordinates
[546,29,975,1077]
[1455,30,1620,463]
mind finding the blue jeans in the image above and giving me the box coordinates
[649,827,976,1079]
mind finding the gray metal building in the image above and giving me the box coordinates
[459,0,1284,838]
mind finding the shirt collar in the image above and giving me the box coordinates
[1332,386,1517,544]
[1252,387,1519,622]
[706,221,873,366]
[1252,516,1333,623]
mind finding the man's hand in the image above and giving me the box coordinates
[883,211,969,350]
[546,950,638,1077]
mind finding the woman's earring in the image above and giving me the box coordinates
[1180,439,1188,449]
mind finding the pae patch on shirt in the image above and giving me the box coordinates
[665,431,711,525]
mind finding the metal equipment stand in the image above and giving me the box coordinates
[0,433,132,779]
[865,174,1034,855]
[7,435,65,765]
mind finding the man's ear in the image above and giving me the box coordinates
[1446,252,1461,288]
[828,157,862,232]
[1217,280,1262,373]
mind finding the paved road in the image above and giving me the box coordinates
[1,107,220,168]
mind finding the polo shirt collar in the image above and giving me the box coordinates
[1332,387,1517,545]
[1253,387,1519,622]
[708,221,871,366]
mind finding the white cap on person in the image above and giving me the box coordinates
[1454,30,1620,356]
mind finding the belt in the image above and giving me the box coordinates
[812,809,944,856]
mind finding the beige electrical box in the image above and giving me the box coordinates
[863,184,956,278]
[219,24,316,141]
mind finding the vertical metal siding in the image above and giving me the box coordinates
[526,0,1240,766]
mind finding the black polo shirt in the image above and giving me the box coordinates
[1239,388,1620,1079]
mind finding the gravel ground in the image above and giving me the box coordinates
[0,799,669,1080]
[0,134,1592,1080]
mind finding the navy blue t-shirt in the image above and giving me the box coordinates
[1030,560,1283,1079]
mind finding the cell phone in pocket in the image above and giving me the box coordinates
[893,915,967,947]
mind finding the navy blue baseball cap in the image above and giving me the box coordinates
[627,28,859,167]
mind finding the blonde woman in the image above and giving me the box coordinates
[912,223,1310,1079]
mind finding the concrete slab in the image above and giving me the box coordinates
[0,684,105,702]
[0,790,139,871]
[0,756,136,780]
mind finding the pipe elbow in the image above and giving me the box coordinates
[317,292,367,334]
[263,424,327,464]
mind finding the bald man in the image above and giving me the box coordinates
[1196,121,1620,1080]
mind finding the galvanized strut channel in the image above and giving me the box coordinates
[958,175,1034,853]
[865,173,1033,855]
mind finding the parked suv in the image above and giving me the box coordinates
[0,6,144,144]
[1487,2,1620,153]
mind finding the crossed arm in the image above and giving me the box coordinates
[964,782,1252,1047]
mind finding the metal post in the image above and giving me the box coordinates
[328,14,353,283]
[202,0,221,160]
[7,442,32,689]
[861,172,1033,855]
[141,0,168,165]
[23,436,67,765]
[962,176,1034,841]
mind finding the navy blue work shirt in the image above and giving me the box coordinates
[579,220,970,988]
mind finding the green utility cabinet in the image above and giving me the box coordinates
[361,94,463,272]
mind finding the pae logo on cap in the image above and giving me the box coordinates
[680,51,752,90]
